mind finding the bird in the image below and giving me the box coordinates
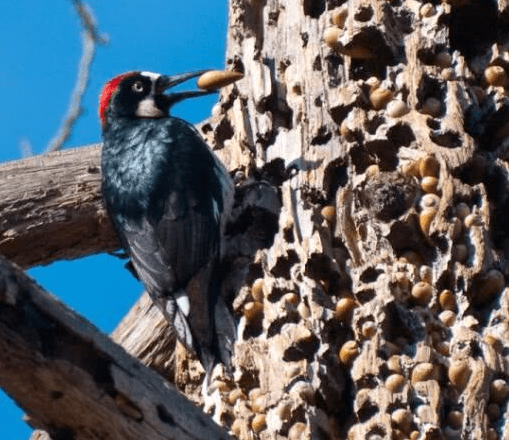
[99,70,236,377]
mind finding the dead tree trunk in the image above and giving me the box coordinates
[195,1,509,439]
[1,1,509,440]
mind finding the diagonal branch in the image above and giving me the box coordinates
[0,254,232,440]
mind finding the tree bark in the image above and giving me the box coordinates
[0,145,118,268]
[3,1,509,440]
[0,254,232,440]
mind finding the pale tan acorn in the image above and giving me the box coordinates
[411,281,433,305]
[385,374,406,393]
[244,301,263,321]
[448,359,471,389]
[490,379,509,404]
[321,205,336,222]
[332,6,348,27]
[197,70,244,91]
[339,340,359,365]
[419,208,437,236]
[419,155,440,177]
[369,87,393,110]
[391,408,412,433]
[484,65,508,87]
[421,176,439,194]
[439,289,456,310]
[251,414,266,433]
[288,422,307,440]
[251,278,266,302]
[387,100,410,118]
[411,362,435,384]
[446,410,463,429]
[335,297,356,322]
[420,3,435,17]
[323,27,341,48]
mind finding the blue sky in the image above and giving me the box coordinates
[1,1,227,437]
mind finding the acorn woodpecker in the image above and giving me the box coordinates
[99,70,236,375]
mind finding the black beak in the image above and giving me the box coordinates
[158,70,214,107]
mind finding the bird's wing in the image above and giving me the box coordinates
[112,118,231,362]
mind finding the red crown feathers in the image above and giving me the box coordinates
[98,72,135,125]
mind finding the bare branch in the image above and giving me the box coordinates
[0,254,233,440]
[45,1,107,153]
[0,144,118,269]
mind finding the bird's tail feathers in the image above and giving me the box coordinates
[214,294,236,369]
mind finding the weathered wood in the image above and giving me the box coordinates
[0,255,233,440]
[0,144,118,269]
[193,0,509,439]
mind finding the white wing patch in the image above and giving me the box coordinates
[176,292,191,317]
[164,295,194,350]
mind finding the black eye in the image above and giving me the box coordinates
[132,81,144,93]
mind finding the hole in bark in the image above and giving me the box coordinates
[324,159,348,202]
[325,53,344,88]
[365,114,386,135]
[311,127,332,145]
[303,0,325,18]
[364,139,399,171]
[227,55,245,75]
[485,168,509,249]
[384,303,425,345]
[360,268,383,283]
[356,289,375,303]
[357,400,378,423]
[259,158,288,185]
[329,103,349,126]
[359,175,417,221]
[476,105,509,152]
[283,227,294,243]
[417,45,447,66]
[452,154,488,186]
[267,313,301,338]
[388,221,424,256]
[270,250,299,278]
[214,118,234,143]
[266,284,293,303]
[246,263,264,285]
[429,130,462,148]
[313,56,322,71]
[51,391,64,400]
[417,75,445,117]
[301,32,309,47]
[356,374,377,389]
[283,333,320,361]
[387,123,415,147]
[367,426,386,439]
[427,119,440,130]
[268,10,279,26]
[243,313,264,338]
[449,0,498,60]
[354,6,373,22]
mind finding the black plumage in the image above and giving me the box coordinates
[100,71,235,374]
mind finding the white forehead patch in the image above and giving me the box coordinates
[136,97,164,118]
[140,71,161,80]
